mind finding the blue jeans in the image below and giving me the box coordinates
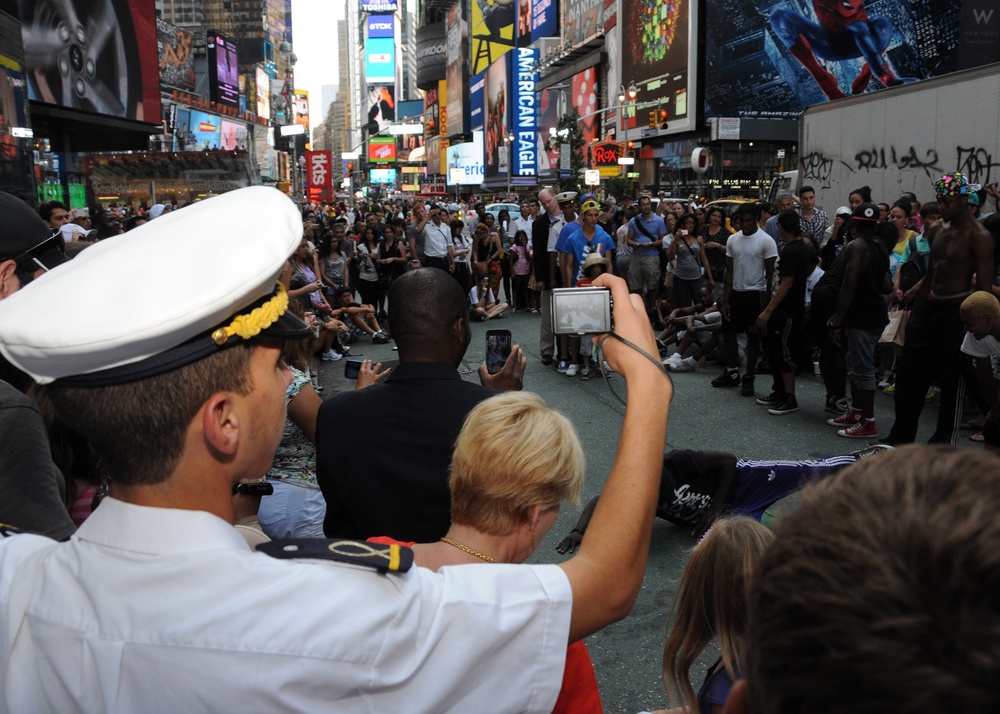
[846,327,881,390]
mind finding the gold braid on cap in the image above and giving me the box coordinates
[211,281,289,345]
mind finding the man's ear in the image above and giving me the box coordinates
[0,260,20,300]
[200,392,240,459]
[722,679,752,714]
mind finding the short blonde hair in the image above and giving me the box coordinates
[449,392,585,535]
[961,291,1000,321]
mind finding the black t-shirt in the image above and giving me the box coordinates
[774,239,811,318]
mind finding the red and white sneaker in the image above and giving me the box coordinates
[827,408,862,427]
[838,420,878,439]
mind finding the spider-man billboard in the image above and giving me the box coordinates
[704,0,999,120]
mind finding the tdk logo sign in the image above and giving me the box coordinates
[367,17,394,38]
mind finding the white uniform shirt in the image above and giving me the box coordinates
[725,228,779,292]
[422,220,452,258]
[0,498,572,713]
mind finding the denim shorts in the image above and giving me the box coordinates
[847,327,882,388]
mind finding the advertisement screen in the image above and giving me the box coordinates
[188,110,221,150]
[620,0,694,134]
[704,0,1000,120]
[255,67,270,118]
[368,85,396,135]
[469,71,485,129]
[367,15,395,39]
[294,89,310,134]
[423,84,439,139]
[446,130,485,186]
[370,168,398,184]
[207,31,240,107]
[398,132,425,162]
[517,0,559,46]
[369,137,397,163]
[220,119,248,150]
[484,57,509,180]
[445,3,468,137]
[365,38,396,85]
[157,18,195,91]
[471,0,515,75]
[562,0,603,50]
[537,66,598,174]
[20,0,161,122]
[511,48,538,178]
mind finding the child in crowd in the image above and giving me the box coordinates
[509,229,533,312]
[573,252,610,379]
[646,517,774,714]
[469,273,509,321]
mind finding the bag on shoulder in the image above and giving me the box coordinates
[898,236,926,293]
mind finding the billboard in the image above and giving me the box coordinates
[156,18,195,91]
[220,119,247,150]
[365,38,396,85]
[362,0,398,11]
[398,131,425,162]
[367,15,395,39]
[255,68,270,118]
[416,22,447,88]
[469,71,485,129]
[446,130,486,185]
[470,0,516,76]
[511,48,538,178]
[188,110,221,150]
[537,66,598,174]
[562,0,603,50]
[620,0,696,135]
[423,84,439,139]
[294,89,310,134]
[517,0,559,46]
[368,85,396,135]
[207,31,240,107]
[446,3,469,137]
[370,168,397,184]
[19,0,161,122]
[484,56,509,180]
[368,136,397,163]
[704,0,1000,120]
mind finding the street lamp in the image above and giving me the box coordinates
[504,134,514,198]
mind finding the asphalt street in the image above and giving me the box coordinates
[318,305,966,713]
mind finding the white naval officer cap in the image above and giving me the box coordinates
[554,191,578,205]
[0,186,311,386]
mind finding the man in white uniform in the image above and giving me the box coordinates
[0,187,672,712]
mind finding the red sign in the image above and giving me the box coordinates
[368,137,397,163]
[306,150,332,191]
[591,141,623,167]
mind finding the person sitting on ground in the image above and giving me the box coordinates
[726,446,1000,714]
[330,286,391,343]
[469,272,509,321]
[557,443,892,548]
[661,286,721,371]
[317,268,525,542]
[644,516,774,714]
[370,391,603,714]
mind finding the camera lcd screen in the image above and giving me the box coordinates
[551,288,613,335]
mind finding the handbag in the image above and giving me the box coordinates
[878,309,906,347]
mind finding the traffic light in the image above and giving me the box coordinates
[658,108,669,130]
[648,111,657,129]
[347,163,354,174]
[627,141,634,151]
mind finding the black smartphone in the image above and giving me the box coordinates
[551,287,614,335]
[343,359,363,380]
[232,482,274,496]
[486,329,512,374]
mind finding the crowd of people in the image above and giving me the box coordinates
[0,179,998,713]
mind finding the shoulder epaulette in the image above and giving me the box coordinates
[257,538,413,574]
[0,523,24,538]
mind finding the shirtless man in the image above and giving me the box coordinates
[884,172,994,445]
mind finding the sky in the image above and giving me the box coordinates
[291,0,343,131]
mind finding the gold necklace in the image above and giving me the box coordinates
[439,536,497,563]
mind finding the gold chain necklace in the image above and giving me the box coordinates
[439,536,497,563]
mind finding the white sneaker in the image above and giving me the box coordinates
[663,352,683,366]
[321,349,343,362]
[671,356,698,372]
[566,363,579,377]
[602,360,614,373]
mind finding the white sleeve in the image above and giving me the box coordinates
[961,331,991,358]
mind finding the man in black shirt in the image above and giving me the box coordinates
[755,210,813,415]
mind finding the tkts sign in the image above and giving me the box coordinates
[306,150,332,191]
[591,141,624,177]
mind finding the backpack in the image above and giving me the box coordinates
[898,236,926,293]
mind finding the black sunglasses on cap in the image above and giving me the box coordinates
[13,230,67,273]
